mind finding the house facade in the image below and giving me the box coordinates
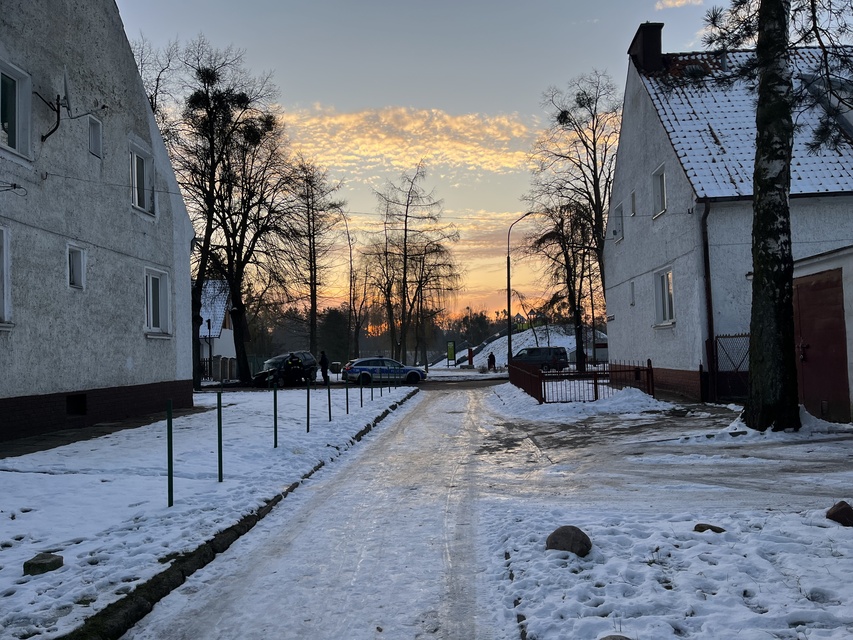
[200,280,237,381]
[605,23,853,417]
[0,0,194,441]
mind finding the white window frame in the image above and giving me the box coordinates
[652,164,667,218]
[654,267,675,325]
[0,227,10,326]
[614,202,624,241]
[89,116,102,158]
[130,144,155,214]
[68,244,86,289]
[0,59,32,157]
[145,268,170,334]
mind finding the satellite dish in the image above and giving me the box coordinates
[61,67,73,117]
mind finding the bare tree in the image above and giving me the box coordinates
[134,36,278,389]
[528,201,596,371]
[208,110,294,383]
[372,161,459,363]
[531,71,620,288]
[284,156,345,355]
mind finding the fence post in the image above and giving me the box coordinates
[273,384,278,448]
[593,371,599,401]
[167,400,173,508]
[217,392,223,481]
[306,376,311,433]
[647,358,655,397]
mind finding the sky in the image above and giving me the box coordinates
[3,326,853,638]
[114,0,712,314]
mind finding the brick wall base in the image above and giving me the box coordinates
[653,367,703,401]
[0,380,194,443]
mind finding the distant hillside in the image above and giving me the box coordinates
[436,325,591,368]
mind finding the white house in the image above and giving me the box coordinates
[200,280,237,381]
[0,0,195,440]
[605,23,853,420]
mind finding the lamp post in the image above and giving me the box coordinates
[507,211,536,367]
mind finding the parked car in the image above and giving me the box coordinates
[342,357,427,385]
[511,346,568,371]
[252,351,318,387]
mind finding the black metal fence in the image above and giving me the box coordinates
[713,333,749,401]
[509,360,655,404]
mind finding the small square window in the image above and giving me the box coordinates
[68,246,85,289]
[89,116,102,158]
[654,267,675,324]
[145,268,170,333]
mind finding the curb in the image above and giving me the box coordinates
[57,389,419,640]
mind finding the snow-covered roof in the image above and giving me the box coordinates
[200,280,229,339]
[640,48,853,199]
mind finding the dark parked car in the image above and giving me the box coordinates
[511,346,568,371]
[252,351,318,387]
[342,357,427,385]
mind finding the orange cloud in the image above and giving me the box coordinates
[655,0,703,8]
[280,105,537,189]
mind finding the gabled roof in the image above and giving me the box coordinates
[639,48,853,199]
[200,280,229,339]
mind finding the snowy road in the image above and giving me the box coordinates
[122,388,513,640]
[119,385,853,640]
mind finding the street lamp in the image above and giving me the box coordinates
[507,211,536,367]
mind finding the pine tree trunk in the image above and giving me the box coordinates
[745,0,801,432]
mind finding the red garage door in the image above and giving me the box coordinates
[793,269,850,423]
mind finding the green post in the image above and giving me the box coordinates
[327,379,332,422]
[273,384,278,448]
[217,392,223,482]
[345,376,349,414]
[167,399,173,508]
[306,376,311,433]
[359,375,364,407]
[379,370,383,397]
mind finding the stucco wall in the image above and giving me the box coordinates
[0,2,192,407]
[604,62,708,374]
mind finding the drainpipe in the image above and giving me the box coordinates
[700,198,717,401]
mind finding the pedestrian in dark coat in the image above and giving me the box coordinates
[319,350,330,385]
[487,352,496,371]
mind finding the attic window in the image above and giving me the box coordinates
[652,164,667,217]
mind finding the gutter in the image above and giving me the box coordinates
[700,197,716,401]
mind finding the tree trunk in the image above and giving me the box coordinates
[230,297,252,385]
[745,0,800,432]
[191,283,203,390]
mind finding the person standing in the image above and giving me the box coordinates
[487,352,496,371]
[319,350,330,385]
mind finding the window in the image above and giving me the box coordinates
[612,202,624,240]
[145,268,170,333]
[0,227,9,324]
[0,60,31,155]
[130,145,155,214]
[89,116,102,158]
[631,191,636,216]
[652,164,667,217]
[654,268,675,324]
[68,245,85,289]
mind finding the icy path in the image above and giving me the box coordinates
[122,389,512,640]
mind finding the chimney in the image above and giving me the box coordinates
[628,22,664,72]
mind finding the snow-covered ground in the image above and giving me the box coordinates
[2,366,853,639]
